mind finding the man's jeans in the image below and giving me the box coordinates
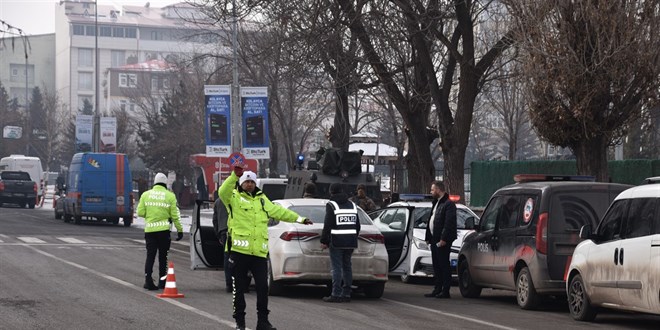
[329,247,354,298]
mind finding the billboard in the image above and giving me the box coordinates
[204,85,231,157]
[240,87,270,159]
[3,126,22,139]
[100,117,117,153]
[75,114,93,152]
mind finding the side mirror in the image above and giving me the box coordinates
[579,224,592,240]
[464,217,475,230]
[389,222,403,231]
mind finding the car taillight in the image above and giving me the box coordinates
[359,234,385,244]
[33,183,38,192]
[536,212,548,255]
[0,182,4,191]
[279,231,319,241]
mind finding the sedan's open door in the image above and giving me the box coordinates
[190,199,224,270]
[369,207,412,273]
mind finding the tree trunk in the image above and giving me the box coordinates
[571,135,609,182]
[329,86,351,151]
[268,114,280,177]
[404,113,435,193]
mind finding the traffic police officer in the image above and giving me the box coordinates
[137,172,183,290]
[219,165,312,330]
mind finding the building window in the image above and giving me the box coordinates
[78,48,93,67]
[150,30,163,40]
[9,64,34,83]
[119,100,136,112]
[73,25,85,35]
[162,78,170,90]
[113,27,124,38]
[11,68,19,77]
[78,72,93,90]
[125,28,137,38]
[100,26,112,37]
[119,73,137,88]
[151,77,158,91]
[85,25,96,36]
[111,50,126,68]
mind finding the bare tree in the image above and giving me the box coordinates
[505,0,660,181]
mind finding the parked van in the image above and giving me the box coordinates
[0,154,44,201]
[457,174,631,309]
[63,153,134,226]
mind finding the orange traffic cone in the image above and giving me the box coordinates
[157,262,185,298]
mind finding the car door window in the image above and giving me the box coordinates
[413,207,432,228]
[374,208,407,232]
[481,196,505,231]
[497,196,520,229]
[621,198,656,239]
[596,200,629,242]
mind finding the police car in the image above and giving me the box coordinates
[369,194,479,283]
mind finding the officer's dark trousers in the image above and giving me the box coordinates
[430,242,452,295]
[229,252,269,323]
[144,230,171,279]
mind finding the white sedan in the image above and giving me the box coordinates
[190,198,389,298]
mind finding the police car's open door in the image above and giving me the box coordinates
[190,200,224,270]
[369,207,412,273]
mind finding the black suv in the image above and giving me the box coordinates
[457,174,631,309]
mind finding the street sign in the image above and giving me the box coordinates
[3,126,22,139]
[229,152,246,167]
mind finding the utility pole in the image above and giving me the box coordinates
[93,0,100,152]
[24,36,30,156]
[231,0,241,152]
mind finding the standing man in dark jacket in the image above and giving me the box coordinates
[320,183,361,303]
[424,180,457,298]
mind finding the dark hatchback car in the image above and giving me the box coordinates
[457,175,631,310]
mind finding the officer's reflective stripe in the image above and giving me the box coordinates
[146,221,169,228]
[144,201,172,208]
[331,229,357,235]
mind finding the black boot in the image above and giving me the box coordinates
[158,279,166,289]
[256,320,277,330]
[235,320,246,330]
[143,276,158,291]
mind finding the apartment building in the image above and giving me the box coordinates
[0,33,56,108]
[55,0,216,115]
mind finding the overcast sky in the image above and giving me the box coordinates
[1,0,181,36]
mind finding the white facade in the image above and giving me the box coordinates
[55,0,217,114]
[0,34,56,107]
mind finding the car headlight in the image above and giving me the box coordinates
[413,237,430,250]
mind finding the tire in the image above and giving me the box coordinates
[74,215,82,225]
[516,267,540,310]
[20,202,27,208]
[123,216,133,227]
[363,282,385,298]
[28,201,35,209]
[400,273,412,283]
[55,211,62,220]
[63,210,72,223]
[568,274,598,321]
[458,260,482,298]
[109,217,119,225]
[267,259,285,296]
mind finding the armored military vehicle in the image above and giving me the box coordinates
[283,148,383,206]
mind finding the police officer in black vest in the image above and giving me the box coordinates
[321,183,361,303]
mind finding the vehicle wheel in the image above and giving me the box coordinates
[74,215,82,225]
[28,201,35,209]
[267,259,285,296]
[108,217,119,225]
[55,211,61,220]
[123,216,133,227]
[568,274,597,321]
[363,282,385,298]
[516,267,540,310]
[400,273,415,284]
[458,260,482,298]
[20,202,27,208]
[63,211,72,223]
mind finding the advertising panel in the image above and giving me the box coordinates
[204,85,231,157]
[100,117,117,153]
[240,87,269,159]
[75,114,93,152]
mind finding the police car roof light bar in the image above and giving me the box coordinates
[514,174,596,183]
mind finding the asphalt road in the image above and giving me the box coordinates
[1,203,658,330]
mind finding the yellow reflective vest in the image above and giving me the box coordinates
[137,185,182,233]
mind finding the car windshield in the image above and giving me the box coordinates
[289,205,374,225]
[414,206,479,229]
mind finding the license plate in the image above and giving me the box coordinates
[85,197,102,203]
[13,193,25,197]
[451,259,458,267]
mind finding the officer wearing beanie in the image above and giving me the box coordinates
[137,172,183,291]
[220,164,312,330]
[320,183,360,303]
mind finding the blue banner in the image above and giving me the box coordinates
[204,85,231,157]
[241,87,270,159]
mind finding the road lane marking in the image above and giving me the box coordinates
[24,245,238,329]
[17,237,46,244]
[382,298,518,330]
[56,237,87,244]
